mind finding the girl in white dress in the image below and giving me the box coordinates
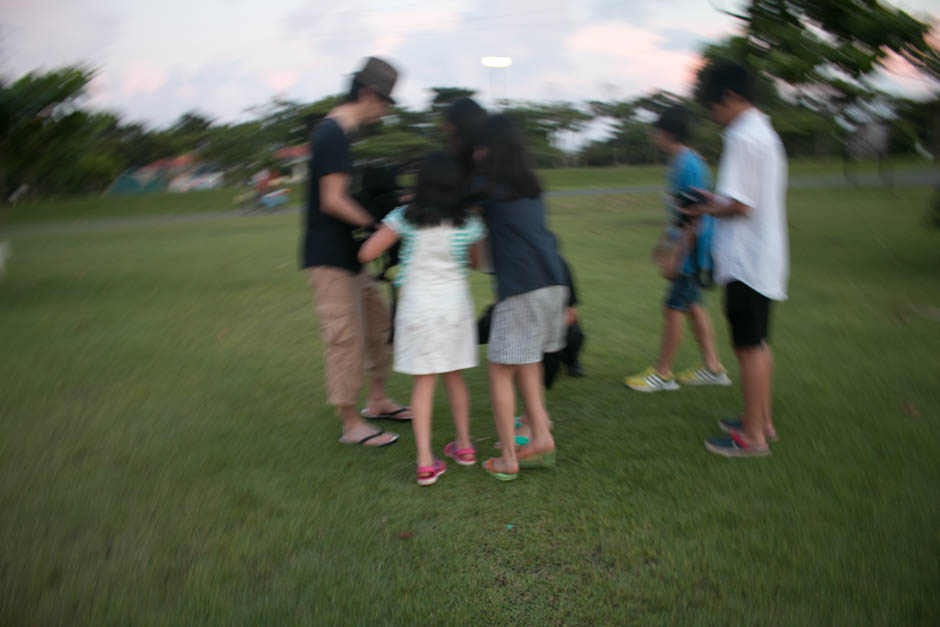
[359,152,486,486]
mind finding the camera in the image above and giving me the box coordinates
[355,163,405,224]
[672,189,707,227]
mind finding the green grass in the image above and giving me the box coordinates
[1,187,939,624]
[537,156,932,190]
[6,158,933,226]
[4,187,243,225]
[537,164,665,189]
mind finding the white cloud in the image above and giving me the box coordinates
[5,0,936,127]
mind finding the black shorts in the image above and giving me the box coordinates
[724,281,772,348]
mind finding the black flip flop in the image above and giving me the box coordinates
[360,407,412,421]
[339,429,399,447]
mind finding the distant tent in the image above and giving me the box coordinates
[104,153,220,196]
[104,167,169,195]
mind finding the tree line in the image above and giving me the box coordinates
[1,0,937,204]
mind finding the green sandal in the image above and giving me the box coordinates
[517,450,556,468]
[483,458,518,481]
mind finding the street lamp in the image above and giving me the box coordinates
[481,56,512,68]
[481,57,512,107]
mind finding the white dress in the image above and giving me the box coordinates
[383,207,486,375]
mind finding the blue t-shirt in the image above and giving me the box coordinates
[667,147,713,276]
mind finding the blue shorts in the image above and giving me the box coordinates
[664,274,701,312]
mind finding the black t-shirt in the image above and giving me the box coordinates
[481,185,567,301]
[301,118,360,272]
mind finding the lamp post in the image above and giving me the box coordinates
[481,56,512,108]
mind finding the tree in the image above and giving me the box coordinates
[0,65,96,203]
[498,101,593,167]
[584,92,721,166]
[428,87,478,116]
[740,0,937,100]
[630,90,686,118]
[167,110,214,153]
[707,1,938,128]
[717,0,940,221]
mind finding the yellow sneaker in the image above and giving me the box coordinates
[677,366,732,386]
[624,366,679,392]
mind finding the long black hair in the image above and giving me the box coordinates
[444,97,487,178]
[404,151,469,227]
[480,114,542,200]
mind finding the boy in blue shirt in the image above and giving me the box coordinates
[626,105,731,392]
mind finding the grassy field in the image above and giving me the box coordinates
[3,186,244,225]
[4,157,932,226]
[1,185,938,624]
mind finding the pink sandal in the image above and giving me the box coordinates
[443,441,477,466]
[416,458,447,486]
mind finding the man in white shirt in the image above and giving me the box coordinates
[685,60,789,457]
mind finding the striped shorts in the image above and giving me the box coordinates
[488,285,568,365]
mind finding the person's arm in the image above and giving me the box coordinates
[684,190,750,218]
[700,134,756,219]
[466,216,487,270]
[662,224,696,277]
[564,306,578,327]
[358,224,400,264]
[469,241,483,269]
[320,173,376,228]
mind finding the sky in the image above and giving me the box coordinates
[2,0,938,129]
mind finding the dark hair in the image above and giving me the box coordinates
[698,60,755,106]
[444,98,487,177]
[653,105,691,144]
[405,151,468,227]
[480,114,542,199]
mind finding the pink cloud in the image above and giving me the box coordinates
[265,69,300,92]
[565,22,663,60]
[122,66,169,95]
[564,21,704,96]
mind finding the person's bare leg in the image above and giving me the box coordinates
[489,362,519,473]
[508,363,553,444]
[516,362,555,455]
[338,406,398,446]
[410,375,437,467]
[511,368,530,442]
[735,346,769,448]
[688,304,723,372]
[764,343,777,440]
[655,308,684,376]
[442,371,472,451]
[361,274,411,419]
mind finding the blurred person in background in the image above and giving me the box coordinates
[301,56,411,448]
[685,60,789,458]
[625,104,730,393]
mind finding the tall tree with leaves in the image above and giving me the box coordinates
[716,1,937,118]
[0,65,96,204]
[428,87,478,117]
[719,0,939,219]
